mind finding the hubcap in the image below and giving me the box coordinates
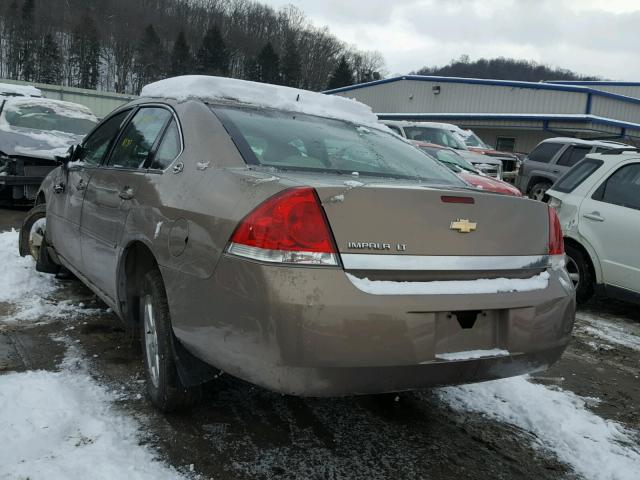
[29,217,46,260]
[143,295,160,388]
[566,256,580,289]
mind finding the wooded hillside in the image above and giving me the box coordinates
[0,0,385,94]
[414,55,600,82]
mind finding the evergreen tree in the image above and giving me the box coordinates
[256,42,279,85]
[196,25,228,76]
[38,33,62,84]
[327,56,354,90]
[281,36,301,87]
[19,0,37,81]
[170,31,192,76]
[135,24,167,91]
[244,56,260,82]
[70,15,101,89]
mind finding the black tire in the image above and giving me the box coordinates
[528,181,552,201]
[19,204,60,274]
[565,244,594,304]
[140,269,194,412]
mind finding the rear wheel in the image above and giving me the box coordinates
[140,269,193,412]
[565,244,594,304]
[19,204,60,274]
[528,181,552,201]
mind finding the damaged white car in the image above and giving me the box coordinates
[0,97,97,204]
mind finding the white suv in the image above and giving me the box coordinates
[547,149,640,304]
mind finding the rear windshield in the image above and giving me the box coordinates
[553,158,603,193]
[3,101,97,135]
[214,107,464,185]
[402,126,467,150]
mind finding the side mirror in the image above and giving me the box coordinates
[55,145,80,166]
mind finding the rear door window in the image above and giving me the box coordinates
[553,158,603,193]
[556,145,592,167]
[150,120,182,169]
[527,143,564,163]
[597,163,640,210]
[107,107,172,169]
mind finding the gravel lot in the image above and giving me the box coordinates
[1,207,639,480]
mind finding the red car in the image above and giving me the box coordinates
[411,141,522,197]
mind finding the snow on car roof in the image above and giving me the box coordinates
[0,82,42,97]
[3,97,97,121]
[141,75,383,128]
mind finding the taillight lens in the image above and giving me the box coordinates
[227,187,339,266]
[548,206,564,256]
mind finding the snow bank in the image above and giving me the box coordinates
[0,82,42,97]
[0,230,95,322]
[0,359,185,479]
[141,75,384,129]
[346,271,549,295]
[435,349,510,361]
[576,312,640,352]
[438,376,640,480]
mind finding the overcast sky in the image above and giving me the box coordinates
[261,0,640,80]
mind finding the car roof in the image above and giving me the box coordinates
[539,136,633,148]
[139,75,386,131]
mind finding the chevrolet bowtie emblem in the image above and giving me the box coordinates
[450,219,477,233]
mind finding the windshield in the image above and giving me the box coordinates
[461,131,489,148]
[402,126,467,150]
[419,146,479,173]
[3,101,97,135]
[215,107,464,185]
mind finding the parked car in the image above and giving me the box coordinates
[0,96,97,204]
[0,82,42,98]
[411,141,522,196]
[20,75,575,412]
[382,120,504,179]
[453,127,521,182]
[516,137,632,201]
[547,149,640,304]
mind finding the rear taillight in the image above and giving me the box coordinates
[227,187,339,266]
[548,206,564,256]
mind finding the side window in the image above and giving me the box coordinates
[598,164,640,210]
[553,158,603,193]
[108,107,171,169]
[556,145,591,167]
[496,137,516,152]
[594,147,611,153]
[77,110,130,166]
[527,142,564,163]
[151,120,181,169]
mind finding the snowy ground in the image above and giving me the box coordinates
[1,210,639,480]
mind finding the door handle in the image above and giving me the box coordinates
[53,183,65,194]
[76,179,86,191]
[119,187,135,200]
[583,212,605,222]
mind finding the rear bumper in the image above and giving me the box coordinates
[166,256,575,396]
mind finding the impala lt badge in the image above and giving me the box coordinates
[450,219,477,233]
[348,242,407,251]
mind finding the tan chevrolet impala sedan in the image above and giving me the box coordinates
[19,76,575,411]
